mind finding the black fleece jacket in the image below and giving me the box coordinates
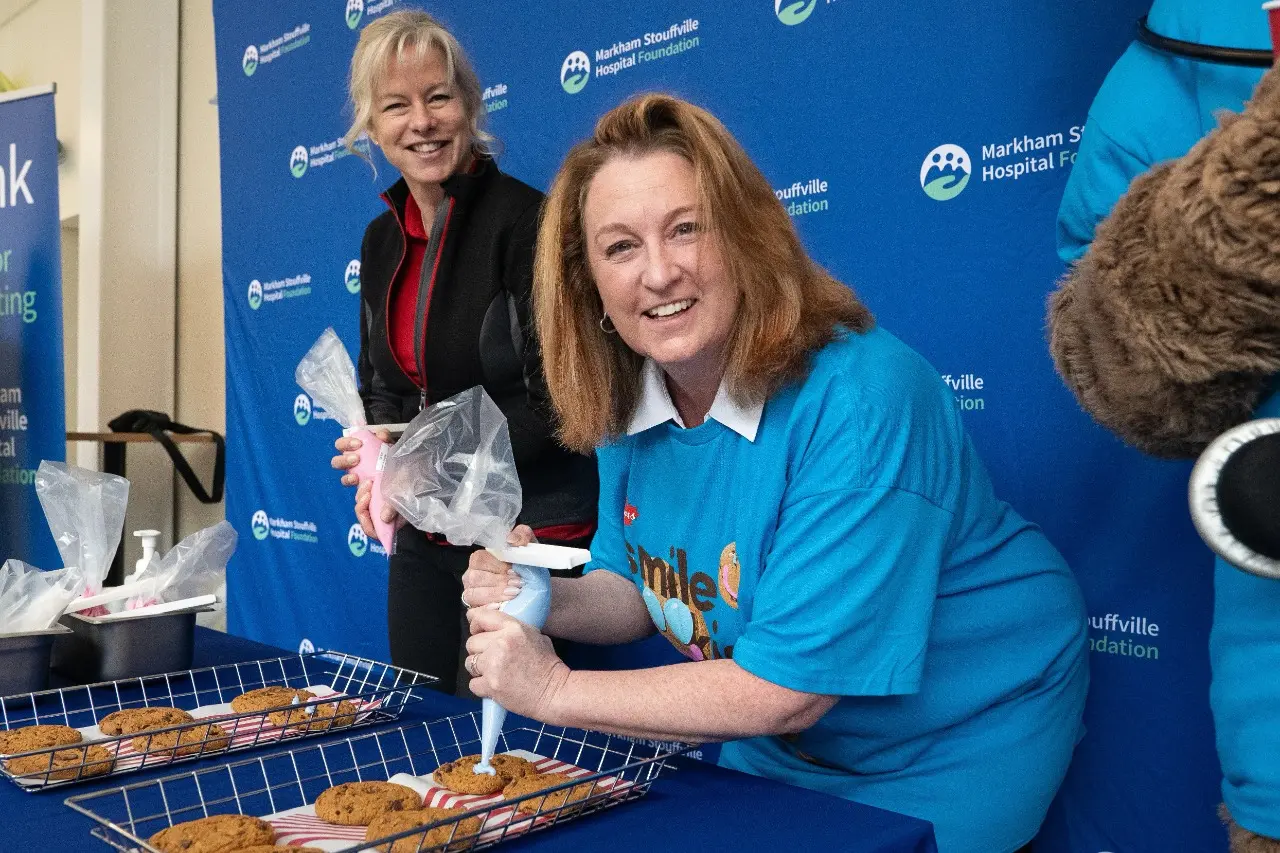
[356,159,597,532]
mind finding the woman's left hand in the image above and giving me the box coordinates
[464,608,570,721]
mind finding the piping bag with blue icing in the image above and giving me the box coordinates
[377,386,591,775]
[473,543,590,774]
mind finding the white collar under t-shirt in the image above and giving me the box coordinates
[625,358,763,442]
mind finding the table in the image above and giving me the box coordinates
[6,629,938,852]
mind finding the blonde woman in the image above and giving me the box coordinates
[330,11,597,694]
[461,94,1087,852]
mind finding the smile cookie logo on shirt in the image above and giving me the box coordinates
[625,542,733,661]
[623,502,638,526]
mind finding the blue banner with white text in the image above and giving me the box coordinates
[213,2,1225,848]
[0,86,65,573]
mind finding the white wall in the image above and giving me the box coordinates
[2,0,229,583]
[0,0,80,219]
[175,0,226,542]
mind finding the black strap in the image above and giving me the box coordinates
[1136,16,1273,68]
[108,410,225,504]
[149,423,225,504]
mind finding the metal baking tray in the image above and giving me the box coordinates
[51,606,212,684]
[66,713,690,852]
[0,651,436,791]
[0,626,72,695]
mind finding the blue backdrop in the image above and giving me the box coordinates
[0,86,65,573]
[212,2,1225,849]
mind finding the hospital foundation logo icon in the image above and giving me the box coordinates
[290,145,309,178]
[247,279,263,310]
[920,144,971,201]
[251,510,270,540]
[348,523,369,557]
[775,0,817,25]
[242,45,258,76]
[345,0,364,29]
[344,259,362,294]
[298,638,315,654]
[293,393,312,426]
[561,51,590,94]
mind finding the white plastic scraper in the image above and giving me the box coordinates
[473,543,591,775]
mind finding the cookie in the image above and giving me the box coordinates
[132,723,231,758]
[229,686,308,715]
[433,754,537,795]
[99,707,194,736]
[365,807,483,853]
[4,744,114,781]
[0,724,82,755]
[267,697,359,733]
[148,814,275,853]
[315,780,422,826]
[503,772,597,815]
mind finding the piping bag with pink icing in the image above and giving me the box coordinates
[295,328,396,553]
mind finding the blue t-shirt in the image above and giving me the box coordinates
[588,327,1088,853]
[1056,0,1266,263]
[1212,387,1280,838]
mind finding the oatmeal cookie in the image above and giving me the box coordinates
[98,707,194,737]
[4,744,114,781]
[433,754,537,796]
[0,724,82,755]
[132,723,231,758]
[314,780,422,826]
[365,807,483,853]
[147,814,274,853]
[503,772,597,815]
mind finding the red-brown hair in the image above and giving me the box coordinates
[534,94,872,452]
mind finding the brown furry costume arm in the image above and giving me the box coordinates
[1049,70,1280,458]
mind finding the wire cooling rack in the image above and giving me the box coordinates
[0,652,435,791]
[66,712,691,852]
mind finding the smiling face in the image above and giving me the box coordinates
[368,45,471,198]
[582,150,741,387]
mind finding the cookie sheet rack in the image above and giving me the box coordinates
[65,712,692,852]
[0,652,436,791]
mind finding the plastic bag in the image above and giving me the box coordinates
[381,386,522,550]
[124,521,237,609]
[294,327,367,430]
[34,461,130,611]
[0,562,84,633]
[295,328,396,553]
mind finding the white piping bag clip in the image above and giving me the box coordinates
[473,543,590,775]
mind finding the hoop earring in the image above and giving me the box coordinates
[599,313,617,334]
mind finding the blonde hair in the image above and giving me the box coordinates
[535,93,873,453]
[342,10,496,160]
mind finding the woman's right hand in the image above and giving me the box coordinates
[354,478,401,540]
[330,428,391,486]
[461,525,536,614]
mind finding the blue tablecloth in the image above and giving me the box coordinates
[6,628,937,852]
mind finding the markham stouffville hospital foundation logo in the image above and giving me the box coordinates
[346,0,363,29]
[251,510,271,540]
[775,0,817,25]
[344,259,361,294]
[561,51,590,94]
[290,145,309,178]
[920,144,971,201]
[347,523,368,557]
[242,45,258,76]
[247,279,263,310]
[293,393,312,426]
